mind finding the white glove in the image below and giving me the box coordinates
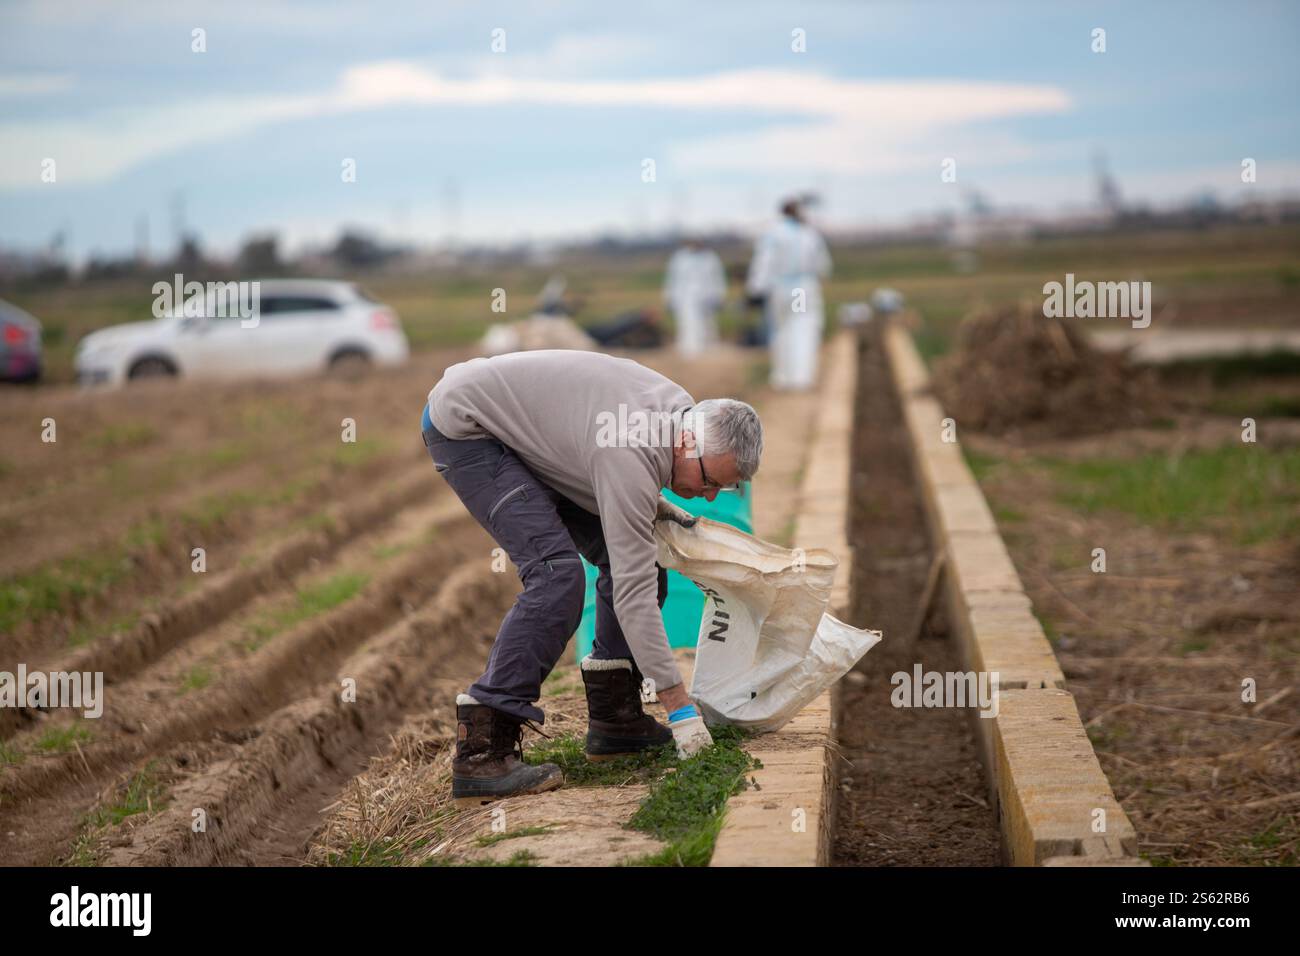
[656,495,698,528]
[668,707,714,758]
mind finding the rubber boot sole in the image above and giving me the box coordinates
[451,767,563,807]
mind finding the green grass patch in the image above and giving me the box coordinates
[65,610,141,648]
[540,668,581,698]
[1044,445,1300,544]
[621,726,757,866]
[424,849,540,867]
[1163,349,1300,385]
[328,438,391,470]
[123,516,168,551]
[179,664,214,693]
[241,571,369,651]
[201,439,256,469]
[1207,393,1300,419]
[35,723,93,753]
[0,740,25,766]
[1085,722,1130,749]
[621,817,727,867]
[297,511,339,535]
[911,323,951,364]
[0,482,279,636]
[66,762,168,866]
[328,837,431,867]
[523,726,757,864]
[1047,541,1081,573]
[524,732,674,787]
[181,490,261,533]
[1247,818,1296,864]
[963,448,1003,483]
[89,422,158,451]
[0,549,132,635]
[235,401,307,435]
[372,540,414,560]
[475,825,556,847]
[1264,631,1299,663]
[992,503,1025,524]
[542,679,580,698]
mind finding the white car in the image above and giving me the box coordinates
[75,279,409,386]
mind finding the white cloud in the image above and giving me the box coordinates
[0,61,1071,188]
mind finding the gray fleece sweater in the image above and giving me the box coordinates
[428,350,694,693]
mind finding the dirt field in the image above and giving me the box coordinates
[0,345,765,866]
[963,424,1299,865]
[4,224,1297,867]
[935,329,1300,866]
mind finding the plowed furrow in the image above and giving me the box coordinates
[2,466,444,741]
[104,563,512,866]
[0,503,486,814]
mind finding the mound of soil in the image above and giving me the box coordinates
[934,306,1161,436]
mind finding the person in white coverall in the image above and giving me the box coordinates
[745,199,833,390]
[664,240,726,357]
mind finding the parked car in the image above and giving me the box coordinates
[0,299,43,383]
[75,279,409,386]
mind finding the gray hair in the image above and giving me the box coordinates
[686,399,763,480]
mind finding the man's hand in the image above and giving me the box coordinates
[658,683,713,758]
[656,494,698,528]
[668,707,713,759]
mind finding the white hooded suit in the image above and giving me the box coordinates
[664,245,726,357]
[745,216,832,390]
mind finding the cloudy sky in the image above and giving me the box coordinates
[1,0,1297,259]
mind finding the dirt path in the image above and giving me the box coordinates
[747,387,818,545]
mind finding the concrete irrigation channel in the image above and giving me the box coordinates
[1,333,1136,866]
[834,320,1142,866]
[708,324,1142,866]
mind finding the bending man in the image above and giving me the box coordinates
[422,350,763,805]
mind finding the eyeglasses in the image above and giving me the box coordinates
[697,455,739,493]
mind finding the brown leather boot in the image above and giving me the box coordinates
[450,695,563,806]
[580,657,673,761]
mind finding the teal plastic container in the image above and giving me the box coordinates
[573,484,753,661]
